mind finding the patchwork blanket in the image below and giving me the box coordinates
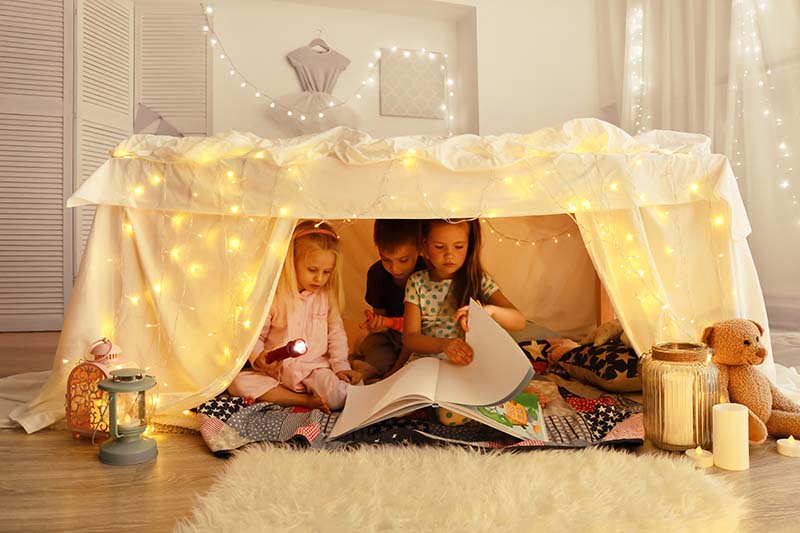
[197,374,644,456]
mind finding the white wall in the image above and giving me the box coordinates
[212,0,475,138]
[212,0,609,136]
[455,0,607,134]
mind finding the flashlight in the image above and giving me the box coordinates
[264,338,308,364]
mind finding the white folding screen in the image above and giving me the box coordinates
[74,0,133,268]
[135,2,210,135]
[0,0,207,331]
[0,0,72,331]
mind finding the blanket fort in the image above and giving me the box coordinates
[10,118,772,433]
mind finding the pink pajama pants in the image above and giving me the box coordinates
[228,367,349,410]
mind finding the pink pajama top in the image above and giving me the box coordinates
[251,290,351,392]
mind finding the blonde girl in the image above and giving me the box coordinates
[228,221,361,412]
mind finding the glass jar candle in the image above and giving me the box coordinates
[642,342,719,451]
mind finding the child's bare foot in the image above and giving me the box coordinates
[301,393,330,414]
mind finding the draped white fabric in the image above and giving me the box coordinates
[11,118,772,432]
[614,0,800,328]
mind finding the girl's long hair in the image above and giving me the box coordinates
[422,219,485,309]
[277,220,345,314]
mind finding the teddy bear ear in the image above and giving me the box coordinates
[749,320,764,335]
[701,326,714,345]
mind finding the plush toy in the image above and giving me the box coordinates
[702,319,800,444]
[579,318,631,347]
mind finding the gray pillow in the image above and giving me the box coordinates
[509,320,561,343]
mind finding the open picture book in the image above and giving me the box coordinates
[330,300,547,441]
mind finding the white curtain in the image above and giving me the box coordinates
[611,0,800,330]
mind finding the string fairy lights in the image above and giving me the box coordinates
[199,3,457,136]
[624,5,649,135]
[482,219,575,247]
[625,0,797,224]
[57,7,771,425]
[80,114,750,425]
[728,0,798,224]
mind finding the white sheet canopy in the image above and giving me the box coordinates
[11,118,772,433]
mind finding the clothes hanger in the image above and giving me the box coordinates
[307,29,330,52]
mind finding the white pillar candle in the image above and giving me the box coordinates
[712,403,749,471]
[662,373,694,446]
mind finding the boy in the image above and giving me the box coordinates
[352,219,426,383]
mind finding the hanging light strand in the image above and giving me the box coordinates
[730,0,798,223]
[482,219,574,246]
[626,4,649,135]
[200,3,455,135]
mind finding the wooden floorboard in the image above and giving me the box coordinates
[1,331,798,532]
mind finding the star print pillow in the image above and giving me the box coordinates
[553,341,641,393]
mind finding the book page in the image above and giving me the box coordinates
[441,391,548,441]
[328,357,440,439]
[361,399,432,427]
[434,299,534,407]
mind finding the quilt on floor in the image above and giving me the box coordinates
[197,375,644,455]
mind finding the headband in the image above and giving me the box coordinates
[293,227,339,240]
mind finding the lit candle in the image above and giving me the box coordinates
[777,435,800,458]
[661,373,694,447]
[118,414,141,432]
[684,446,714,468]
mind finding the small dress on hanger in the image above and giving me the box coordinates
[271,44,360,135]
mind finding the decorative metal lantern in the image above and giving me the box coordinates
[65,338,123,439]
[642,342,719,451]
[98,368,157,466]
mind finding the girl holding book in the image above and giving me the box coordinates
[228,221,362,413]
[402,219,526,367]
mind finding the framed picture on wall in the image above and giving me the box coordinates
[379,48,446,119]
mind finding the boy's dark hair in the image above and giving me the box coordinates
[373,219,421,252]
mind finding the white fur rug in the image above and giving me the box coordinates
[177,445,746,532]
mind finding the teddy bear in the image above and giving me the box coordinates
[702,319,800,444]
[579,318,631,347]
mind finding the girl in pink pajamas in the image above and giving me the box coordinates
[228,221,361,412]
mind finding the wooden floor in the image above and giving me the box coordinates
[1,332,799,532]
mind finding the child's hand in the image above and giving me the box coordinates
[336,369,362,384]
[442,338,474,365]
[252,354,281,379]
[455,303,496,332]
[359,310,387,332]
[454,305,470,331]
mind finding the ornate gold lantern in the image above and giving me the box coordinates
[65,338,122,440]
